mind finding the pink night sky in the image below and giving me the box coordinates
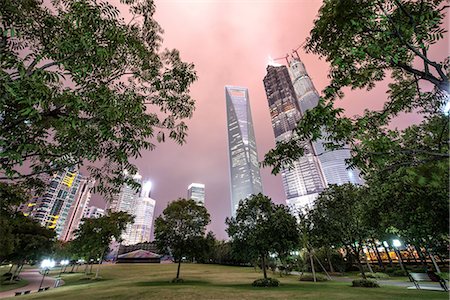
[93,0,448,240]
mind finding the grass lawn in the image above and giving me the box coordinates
[7,263,448,300]
[0,278,28,293]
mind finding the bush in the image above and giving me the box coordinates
[352,279,380,288]
[391,270,407,277]
[299,273,329,282]
[363,272,389,279]
[171,278,184,283]
[252,278,280,287]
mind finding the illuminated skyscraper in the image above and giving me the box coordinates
[83,206,105,219]
[288,54,362,186]
[225,86,263,217]
[21,168,86,239]
[187,183,205,206]
[263,63,326,211]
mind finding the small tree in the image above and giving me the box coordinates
[226,193,299,282]
[154,199,210,281]
[72,211,133,278]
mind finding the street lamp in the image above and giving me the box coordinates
[39,259,55,290]
[392,239,406,273]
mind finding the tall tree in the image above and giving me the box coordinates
[154,199,210,281]
[0,0,197,196]
[308,184,370,279]
[226,193,299,280]
[72,211,133,278]
[263,0,448,175]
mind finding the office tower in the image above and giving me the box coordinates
[187,183,205,206]
[225,85,263,217]
[288,54,362,186]
[22,168,86,239]
[61,178,95,241]
[107,172,142,214]
[83,206,106,219]
[263,63,327,211]
[127,181,156,245]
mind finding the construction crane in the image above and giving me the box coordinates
[271,40,307,65]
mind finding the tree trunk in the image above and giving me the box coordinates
[9,264,19,283]
[426,248,441,273]
[414,245,427,268]
[261,254,267,279]
[309,251,316,282]
[84,263,89,275]
[382,244,393,267]
[351,246,366,279]
[8,264,14,274]
[371,240,384,269]
[176,258,182,279]
[95,250,106,279]
[314,253,331,280]
[70,264,75,273]
[326,250,335,273]
[89,263,93,274]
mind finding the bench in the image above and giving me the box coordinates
[14,290,30,296]
[408,272,448,292]
[37,287,50,292]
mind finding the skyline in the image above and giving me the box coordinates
[90,0,448,239]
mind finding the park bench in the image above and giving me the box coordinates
[37,286,50,292]
[14,290,30,296]
[408,272,448,292]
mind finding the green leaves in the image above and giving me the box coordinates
[0,0,197,196]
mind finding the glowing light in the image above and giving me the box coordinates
[383,241,389,248]
[141,181,152,197]
[60,260,69,266]
[41,259,55,269]
[267,55,282,67]
[392,239,402,248]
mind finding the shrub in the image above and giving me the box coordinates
[252,278,280,287]
[299,273,329,282]
[363,272,389,279]
[391,270,407,277]
[171,278,184,283]
[352,279,380,288]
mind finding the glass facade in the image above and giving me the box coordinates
[187,183,205,206]
[288,56,363,188]
[225,86,263,217]
[263,65,326,212]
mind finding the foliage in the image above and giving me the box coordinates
[154,199,210,279]
[0,0,197,196]
[351,279,380,288]
[226,193,299,280]
[252,278,280,287]
[263,0,449,175]
[299,273,329,282]
[363,272,390,279]
[71,211,133,265]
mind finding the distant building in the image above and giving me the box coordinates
[263,63,326,210]
[108,173,155,245]
[187,183,205,206]
[263,54,363,213]
[61,178,95,241]
[21,168,87,239]
[288,54,362,187]
[225,86,263,217]
[83,206,105,219]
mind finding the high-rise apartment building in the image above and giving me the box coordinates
[263,63,326,211]
[21,168,86,239]
[61,178,95,241]
[225,86,263,217]
[187,183,205,206]
[288,54,362,187]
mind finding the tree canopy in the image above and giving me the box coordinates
[154,199,210,280]
[0,0,197,196]
[225,193,299,280]
[263,0,449,175]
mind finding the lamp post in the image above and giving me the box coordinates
[59,260,69,277]
[39,259,55,290]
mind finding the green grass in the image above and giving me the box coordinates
[0,278,28,292]
[7,264,448,300]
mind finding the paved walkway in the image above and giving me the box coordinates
[0,269,63,298]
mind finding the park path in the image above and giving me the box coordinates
[0,269,63,299]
